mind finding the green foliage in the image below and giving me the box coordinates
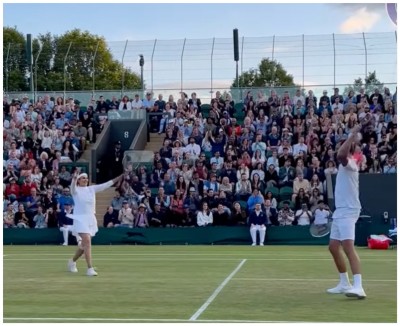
[231,58,295,88]
[343,71,385,96]
[3,27,142,92]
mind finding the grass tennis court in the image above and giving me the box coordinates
[3,245,397,323]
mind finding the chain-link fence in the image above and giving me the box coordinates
[4,32,397,104]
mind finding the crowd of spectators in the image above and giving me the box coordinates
[3,86,397,232]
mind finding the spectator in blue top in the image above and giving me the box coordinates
[57,187,74,211]
[142,92,155,112]
[247,188,264,212]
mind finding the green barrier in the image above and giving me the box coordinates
[3,226,330,246]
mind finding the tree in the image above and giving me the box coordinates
[3,27,29,92]
[343,71,384,96]
[3,27,142,92]
[231,58,295,88]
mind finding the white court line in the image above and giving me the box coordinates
[3,258,396,262]
[3,317,292,323]
[189,259,247,321]
[234,278,397,282]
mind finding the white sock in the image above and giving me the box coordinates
[353,274,362,288]
[339,272,350,285]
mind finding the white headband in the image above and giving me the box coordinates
[77,173,88,180]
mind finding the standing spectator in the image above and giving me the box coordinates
[142,92,155,112]
[249,203,267,246]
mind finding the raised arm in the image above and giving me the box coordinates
[337,125,361,167]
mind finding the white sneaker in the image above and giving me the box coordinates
[260,243,264,246]
[327,284,352,294]
[62,242,68,246]
[251,243,256,246]
[67,259,78,273]
[345,287,367,299]
[86,267,98,276]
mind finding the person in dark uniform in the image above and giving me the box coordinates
[108,140,124,179]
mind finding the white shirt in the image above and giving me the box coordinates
[314,208,330,225]
[295,209,312,226]
[293,143,308,156]
[210,156,224,170]
[334,158,361,212]
[118,101,132,110]
[185,143,201,157]
[132,99,143,109]
[197,211,213,226]
[293,95,305,106]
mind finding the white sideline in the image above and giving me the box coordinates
[3,258,396,262]
[189,259,247,321]
[3,317,291,323]
[234,278,396,282]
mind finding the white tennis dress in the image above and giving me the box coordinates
[67,180,114,236]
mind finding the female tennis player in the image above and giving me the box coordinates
[67,169,123,276]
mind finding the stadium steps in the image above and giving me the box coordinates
[144,133,164,152]
[95,186,118,226]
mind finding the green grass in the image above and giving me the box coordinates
[3,245,397,323]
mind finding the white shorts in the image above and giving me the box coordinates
[330,208,360,241]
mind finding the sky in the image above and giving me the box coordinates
[3,2,398,100]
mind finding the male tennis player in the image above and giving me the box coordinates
[327,125,366,299]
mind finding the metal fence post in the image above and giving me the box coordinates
[5,43,11,95]
[362,32,367,80]
[302,34,305,90]
[332,33,336,88]
[151,39,157,92]
[211,37,215,96]
[63,42,72,105]
[240,36,244,100]
[92,41,100,98]
[271,35,275,87]
[121,40,128,98]
[181,38,186,93]
[34,40,43,102]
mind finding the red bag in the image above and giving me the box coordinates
[367,237,390,250]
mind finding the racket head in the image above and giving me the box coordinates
[310,221,332,238]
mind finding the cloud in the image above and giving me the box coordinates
[339,7,382,33]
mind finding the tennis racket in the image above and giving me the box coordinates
[309,221,332,238]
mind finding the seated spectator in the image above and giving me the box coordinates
[324,160,338,177]
[5,177,21,199]
[103,206,120,228]
[310,173,324,194]
[15,203,30,228]
[383,156,397,174]
[213,203,230,226]
[292,172,311,201]
[134,203,149,228]
[312,200,331,225]
[148,203,167,227]
[309,188,324,213]
[235,173,252,201]
[250,173,266,195]
[278,201,295,226]
[3,203,16,228]
[169,189,186,226]
[229,201,246,225]
[197,202,213,227]
[247,188,264,212]
[263,198,278,226]
[294,188,309,211]
[293,203,312,226]
[118,201,135,228]
[278,159,296,187]
[249,203,267,246]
